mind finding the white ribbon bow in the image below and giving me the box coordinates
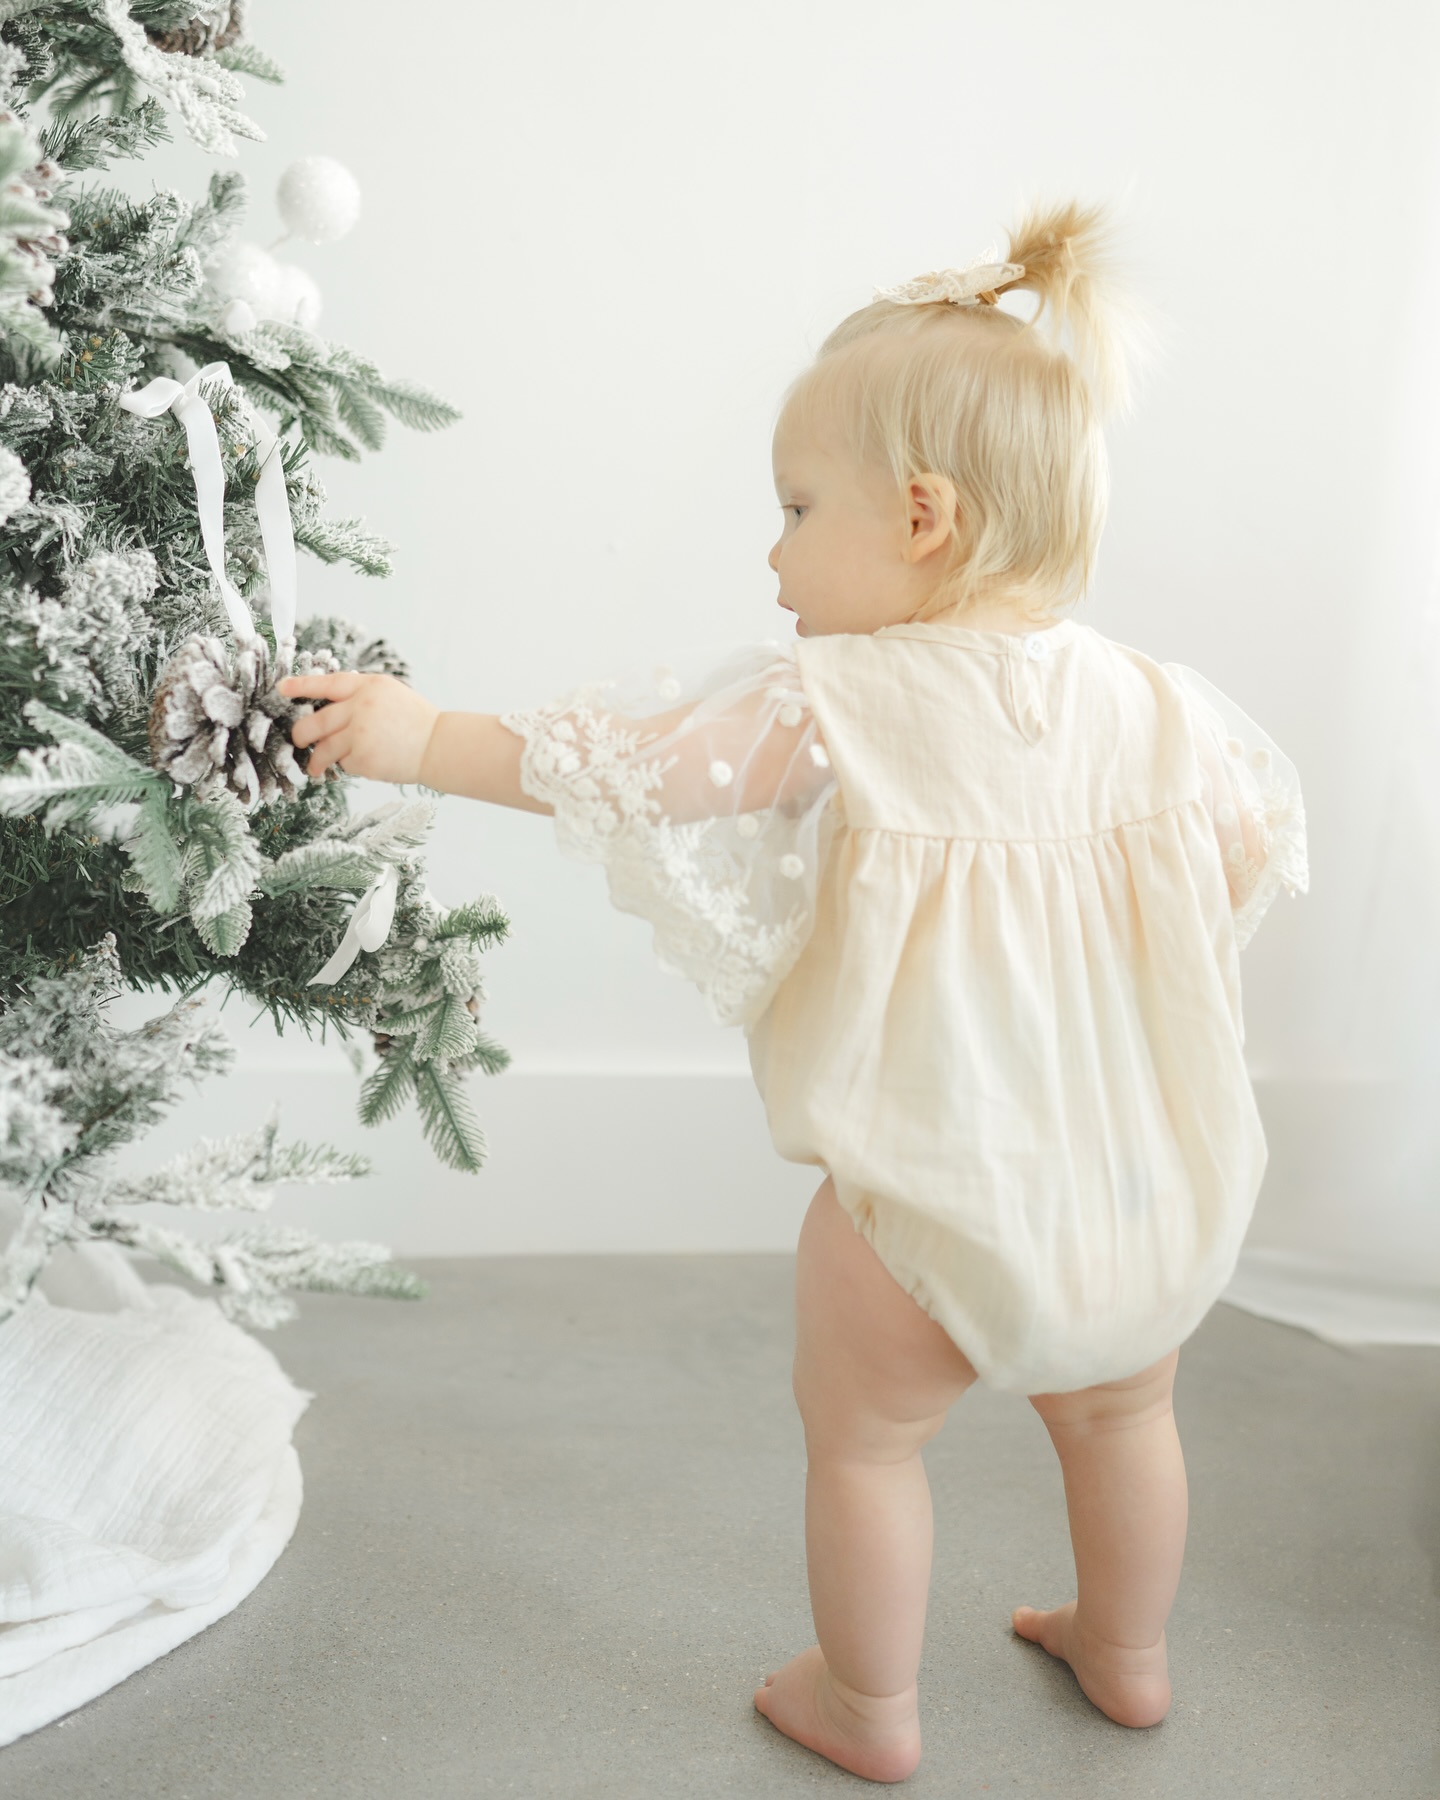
[118,362,299,651]
[308,863,400,987]
[874,247,1025,308]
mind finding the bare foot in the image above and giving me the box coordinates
[753,1645,922,1783]
[1011,1600,1171,1727]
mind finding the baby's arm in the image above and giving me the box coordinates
[1190,715,1268,904]
[278,671,552,813]
[1164,663,1308,946]
[279,668,826,822]
[284,647,836,1028]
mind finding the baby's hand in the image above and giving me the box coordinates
[278,671,440,783]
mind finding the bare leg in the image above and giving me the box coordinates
[1013,1350,1186,1727]
[753,1180,977,1782]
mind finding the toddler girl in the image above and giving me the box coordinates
[281,200,1307,1784]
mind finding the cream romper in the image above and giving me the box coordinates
[503,616,1308,1393]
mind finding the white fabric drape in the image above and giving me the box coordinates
[1221,589,1440,1348]
[0,1231,307,1745]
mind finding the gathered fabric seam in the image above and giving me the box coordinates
[836,792,1209,847]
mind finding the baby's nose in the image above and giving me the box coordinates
[767,539,780,572]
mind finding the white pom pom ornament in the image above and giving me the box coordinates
[207,241,283,316]
[205,156,358,331]
[218,296,257,336]
[208,245,323,329]
[276,156,361,245]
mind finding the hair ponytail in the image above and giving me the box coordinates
[1002,200,1148,418]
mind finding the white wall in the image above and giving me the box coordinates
[116,2,1440,1285]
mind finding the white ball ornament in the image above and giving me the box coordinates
[218,296,257,336]
[276,156,361,245]
[271,261,323,329]
[207,241,282,316]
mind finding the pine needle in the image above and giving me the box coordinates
[416,1061,486,1173]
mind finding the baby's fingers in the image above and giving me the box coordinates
[290,698,351,749]
[306,733,351,778]
[279,670,363,702]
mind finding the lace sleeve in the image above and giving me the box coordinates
[1165,663,1309,948]
[500,642,838,1028]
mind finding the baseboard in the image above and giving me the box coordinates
[112,1069,1440,1350]
[117,1066,817,1257]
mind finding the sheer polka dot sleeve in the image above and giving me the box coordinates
[500,643,838,1027]
[1165,664,1309,949]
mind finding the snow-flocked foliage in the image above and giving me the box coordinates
[0,5,508,1321]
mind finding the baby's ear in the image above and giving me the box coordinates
[905,473,959,560]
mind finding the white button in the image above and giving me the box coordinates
[779,853,805,879]
[735,814,760,839]
[777,702,803,727]
[809,744,830,768]
[1022,633,1049,660]
[708,760,734,787]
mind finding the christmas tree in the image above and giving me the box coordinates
[0,3,509,1326]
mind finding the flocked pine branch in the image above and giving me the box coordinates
[0,103,69,368]
[0,936,424,1326]
[112,1221,426,1330]
[172,315,462,462]
[212,40,282,86]
[0,4,509,1320]
[38,95,169,174]
[0,717,512,1167]
[63,0,264,156]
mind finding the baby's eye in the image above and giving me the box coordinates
[787,505,806,522]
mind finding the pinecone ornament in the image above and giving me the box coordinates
[148,632,339,810]
[295,615,410,683]
[146,1,246,56]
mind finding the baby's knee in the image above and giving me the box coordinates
[792,1355,948,1464]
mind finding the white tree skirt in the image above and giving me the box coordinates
[0,1242,307,1747]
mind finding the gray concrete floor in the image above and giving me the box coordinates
[4,1257,1437,1800]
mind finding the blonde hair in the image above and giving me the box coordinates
[780,200,1149,620]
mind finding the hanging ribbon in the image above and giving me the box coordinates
[118,362,299,652]
[308,863,399,987]
[121,364,385,984]
[250,411,298,651]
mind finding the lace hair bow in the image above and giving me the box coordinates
[874,246,1025,308]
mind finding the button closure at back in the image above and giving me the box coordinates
[1022,632,1049,661]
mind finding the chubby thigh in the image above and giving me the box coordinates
[793,1178,979,1458]
[793,1178,1188,1437]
